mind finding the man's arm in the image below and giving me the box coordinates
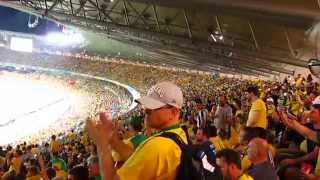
[97,143,119,180]
[281,111,318,143]
[86,113,120,180]
[247,111,259,127]
[281,147,319,166]
[110,134,134,160]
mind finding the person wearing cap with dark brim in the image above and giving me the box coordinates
[245,86,268,129]
[280,99,320,144]
[86,81,187,180]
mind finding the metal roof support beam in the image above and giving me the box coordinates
[95,0,102,21]
[152,4,160,31]
[122,0,130,25]
[126,1,150,26]
[103,0,120,21]
[284,26,296,57]
[215,15,224,43]
[74,0,88,15]
[47,0,60,13]
[248,20,259,50]
[69,0,74,15]
[131,3,151,26]
[183,9,192,39]
[44,0,48,12]
[86,0,114,22]
[83,6,88,26]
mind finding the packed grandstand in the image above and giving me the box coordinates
[1,42,320,180]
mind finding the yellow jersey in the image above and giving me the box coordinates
[209,136,230,152]
[239,174,254,180]
[50,140,62,153]
[11,156,23,174]
[247,99,267,129]
[26,175,42,180]
[117,126,187,180]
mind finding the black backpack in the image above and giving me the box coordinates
[160,132,223,180]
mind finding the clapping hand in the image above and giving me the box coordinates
[86,112,115,147]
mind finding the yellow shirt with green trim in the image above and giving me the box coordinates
[117,126,187,180]
[247,99,267,129]
[239,174,254,180]
[209,136,229,152]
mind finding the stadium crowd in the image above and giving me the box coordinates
[1,48,320,180]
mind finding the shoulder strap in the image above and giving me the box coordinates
[159,132,187,151]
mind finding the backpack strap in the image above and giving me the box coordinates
[159,132,187,151]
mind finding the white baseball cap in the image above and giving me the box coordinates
[135,82,184,110]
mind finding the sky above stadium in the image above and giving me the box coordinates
[0,6,61,35]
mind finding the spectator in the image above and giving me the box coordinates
[51,152,68,179]
[194,98,209,128]
[213,95,233,133]
[50,135,62,154]
[68,165,89,180]
[87,156,101,180]
[216,149,253,180]
[246,86,268,129]
[87,81,187,180]
[46,167,56,180]
[26,165,42,180]
[247,138,278,180]
[10,149,23,175]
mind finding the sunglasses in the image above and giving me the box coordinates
[144,105,173,115]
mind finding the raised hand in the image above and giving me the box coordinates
[86,112,115,147]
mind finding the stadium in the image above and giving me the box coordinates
[0,1,320,180]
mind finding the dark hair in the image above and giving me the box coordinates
[242,127,267,142]
[69,165,89,180]
[28,166,39,176]
[203,123,217,137]
[246,86,260,96]
[16,149,23,156]
[195,98,202,104]
[129,116,144,132]
[46,167,56,179]
[216,149,241,169]
[51,135,56,140]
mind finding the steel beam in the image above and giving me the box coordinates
[248,20,259,50]
[284,26,295,57]
[215,15,224,43]
[95,0,102,21]
[129,0,318,28]
[126,1,149,26]
[122,0,130,25]
[152,4,160,31]
[183,9,192,39]
[131,4,151,26]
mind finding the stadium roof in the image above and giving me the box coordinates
[0,0,319,77]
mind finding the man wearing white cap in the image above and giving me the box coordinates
[86,82,187,180]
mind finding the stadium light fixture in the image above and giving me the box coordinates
[45,31,85,46]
